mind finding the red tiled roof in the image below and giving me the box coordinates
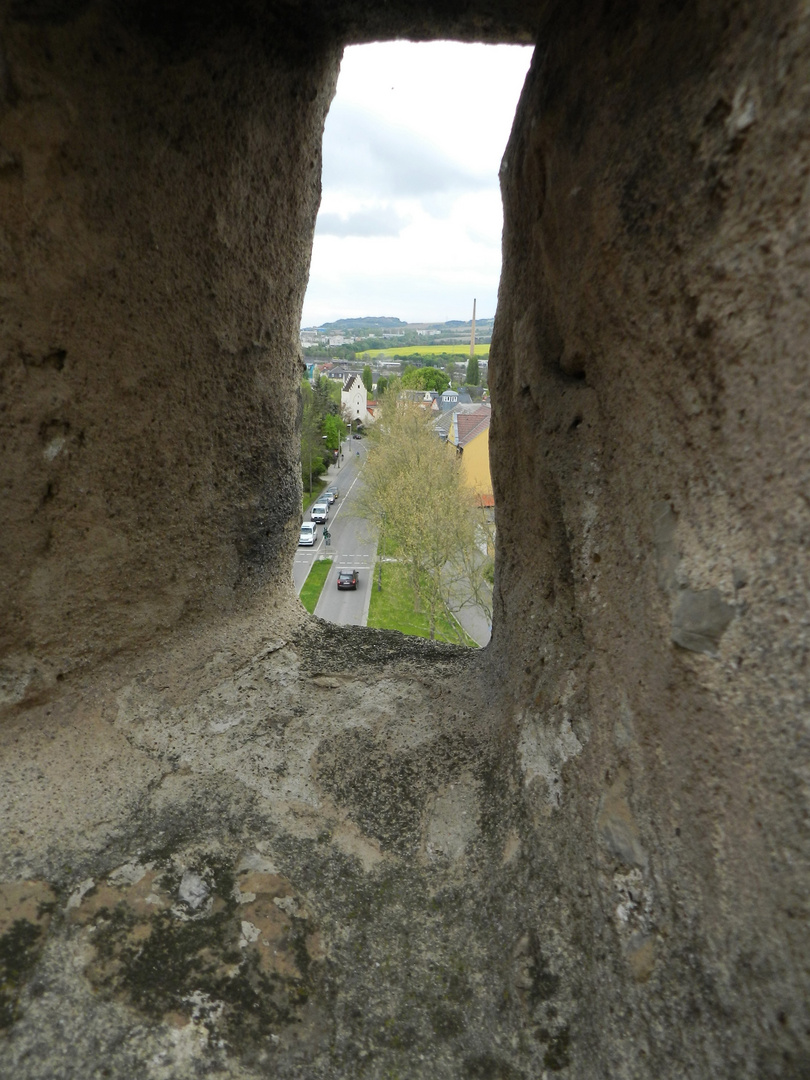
[457,407,491,448]
[476,493,495,508]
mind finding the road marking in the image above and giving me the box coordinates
[301,452,366,557]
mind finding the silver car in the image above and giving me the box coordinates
[298,522,317,546]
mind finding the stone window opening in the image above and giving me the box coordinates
[297,42,529,643]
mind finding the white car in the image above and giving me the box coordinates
[310,501,329,523]
[298,522,317,546]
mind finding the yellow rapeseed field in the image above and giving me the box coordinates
[356,344,489,359]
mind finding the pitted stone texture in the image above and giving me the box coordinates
[0,627,578,1079]
[491,0,810,1075]
[0,5,340,688]
[1,0,809,1076]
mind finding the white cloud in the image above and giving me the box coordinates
[302,41,533,327]
[316,205,408,238]
[323,102,485,199]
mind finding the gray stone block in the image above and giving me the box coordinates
[671,588,735,656]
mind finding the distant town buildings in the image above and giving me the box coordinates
[299,316,494,351]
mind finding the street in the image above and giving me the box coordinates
[294,439,378,626]
[294,436,490,645]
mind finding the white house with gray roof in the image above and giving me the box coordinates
[341,374,372,426]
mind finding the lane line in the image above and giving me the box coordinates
[301,448,366,559]
[294,454,363,584]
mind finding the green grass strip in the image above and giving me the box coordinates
[367,562,476,646]
[302,479,328,513]
[300,557,333,614]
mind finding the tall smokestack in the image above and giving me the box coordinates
[470,298,476,359]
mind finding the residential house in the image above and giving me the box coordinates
[445,403,493,507]
[399,389,439,409]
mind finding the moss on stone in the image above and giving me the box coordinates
[77,851,322,1058]
[0,919,44,1030]
[542,1026,571,1071]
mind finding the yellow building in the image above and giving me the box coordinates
[446,404,493,507]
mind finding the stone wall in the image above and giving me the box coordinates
[0,3,341,702]
[1,0,808,1076]
[491,0,810,1073]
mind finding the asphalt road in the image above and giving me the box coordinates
[294,440,378,626]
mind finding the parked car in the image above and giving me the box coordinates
[298,522,317,546]
[337,569,359,590]
[353,433,362,440]
[324,486,338,504]
[310,501,329,523]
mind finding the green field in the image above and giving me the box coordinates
[367,561,476,647]
[300,557,332,614]
[356,344,489,360]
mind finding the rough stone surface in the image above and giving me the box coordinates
[0,624,558,1079]
[1,0,809,1077]
[0,1,340,689]
[491,0,810,1074]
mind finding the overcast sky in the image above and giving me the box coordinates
[301,41,534,328]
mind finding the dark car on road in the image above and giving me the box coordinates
[337,569,358,590]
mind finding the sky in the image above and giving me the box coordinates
[301,41,534,329]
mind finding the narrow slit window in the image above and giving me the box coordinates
[296,41,532,646]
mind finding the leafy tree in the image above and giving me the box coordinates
[300,377,342,491]
[303,343,357,361]
[312,373,336,418]
[360,399,480,642]
[301,399,326,493]
[362,365,373,395]
[322,412,347,452]
[466,354,480,386]
[400,366,450,393]
[376,376,389,396]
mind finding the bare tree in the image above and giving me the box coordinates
[443,504,495,630]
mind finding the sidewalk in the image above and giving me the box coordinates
[447,591,491,647]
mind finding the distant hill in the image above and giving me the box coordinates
[311,316,406,332]
[302,316,494,334]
